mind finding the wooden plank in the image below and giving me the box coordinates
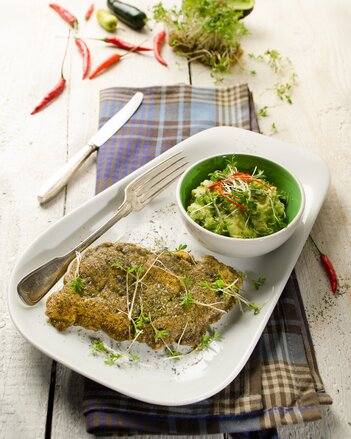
[0,0,73,437]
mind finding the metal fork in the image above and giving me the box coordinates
[17,152,188,306]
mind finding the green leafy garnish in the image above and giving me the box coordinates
[112,260,145,276]
[180,292,195,306]
[273,73,297,104]
[258,106,269,117]
[254,277,266,290]
[202,277,261,315]
[249,51,298,107]
[126,264,145,276]
[128,352,140,362]
[249,49,291,73]
[270,122,278,134]
[183,277,194,286]
[174,244,187,251]
[104,353,123,366]
[91,339,124,365]
[132,311,150,333]
[91,339,106,352]
[167,348,182,361]
[111,259,124,269]
[154,328,169,342]
[70,276,85,293]
[197,328,222,351]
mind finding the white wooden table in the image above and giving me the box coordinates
[1,0,351,438]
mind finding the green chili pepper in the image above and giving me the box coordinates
[96,9,118,32]
[107,0,147,30]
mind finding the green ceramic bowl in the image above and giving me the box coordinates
[176,154,305,258]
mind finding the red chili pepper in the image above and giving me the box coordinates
[75,38,90,79]
[321,254,338,294]
[85,3,94,20]
[232,172,272,189]
[30,76,66,115]
[89,53,122,79]
[49,3,78,29]
[310,236,338,294]
[153,30,168,67]
[209,172,272,191]
[31,32,70,115]
[103,37,152,52]
[209,181,248,211]
[208,180,230,189]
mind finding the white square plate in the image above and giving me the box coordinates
[8,127,330,406]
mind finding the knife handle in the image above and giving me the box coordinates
[37,144,97,204]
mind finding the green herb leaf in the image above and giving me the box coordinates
[258,106,269,117]
[129,352,140,361]
[254,276,266,290]
[248,302,262,315]
[167,348,182,361]
[133,311,150,332]
[104,352,123,366]
[270,122,278,134]
[154,328,169,342]
[180,292,195,306]
[111,260,124,269]
[70,276,85,293]
[197,328,222,351]
[175,243,187,251]
[183,277,194,286]
[127,264,145,275]
[91,339,106,352]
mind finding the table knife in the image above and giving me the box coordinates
[37,91,144,204]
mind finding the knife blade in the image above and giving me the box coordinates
[37,91,144,204]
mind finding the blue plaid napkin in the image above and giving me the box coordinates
[83,84,331,436]
[95,84,253,193]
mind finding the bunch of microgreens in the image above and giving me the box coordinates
[70,244,261,365]
[153,0,249,79]
[152,1,298,133]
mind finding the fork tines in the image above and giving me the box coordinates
[125,151,188,208]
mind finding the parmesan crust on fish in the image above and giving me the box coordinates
[46,242,243,349]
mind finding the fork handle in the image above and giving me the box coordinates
[17,201,132,305]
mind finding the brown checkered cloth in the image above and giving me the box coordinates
[83,84,332,435]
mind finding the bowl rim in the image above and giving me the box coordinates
[176,152,306,243]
